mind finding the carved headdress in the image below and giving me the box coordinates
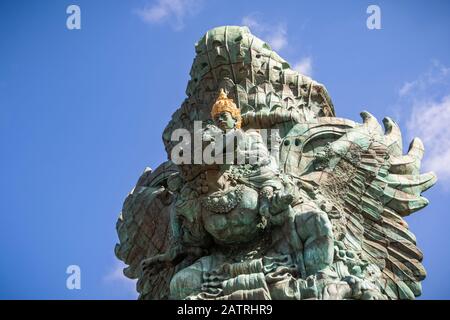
[210,89,242,129]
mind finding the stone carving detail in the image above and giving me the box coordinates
[115,26,436,300]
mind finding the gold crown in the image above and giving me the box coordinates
[210,89,242,129]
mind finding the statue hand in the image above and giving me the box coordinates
[270,192,293,215]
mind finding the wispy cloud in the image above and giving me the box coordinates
[293,57,313,77]
[134,0,203,31]
[407,96,450,182]
[103,260,138,299]
[399,60,450,185]
[399,81,415,97]
[398,60,450,98]
[241,14,288,51]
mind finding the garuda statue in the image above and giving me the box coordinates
[115,26,436,300]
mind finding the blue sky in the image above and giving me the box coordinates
[1,0,450,299]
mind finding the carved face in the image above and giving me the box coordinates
[215,111,237,131]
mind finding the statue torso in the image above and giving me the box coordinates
[200,185,261,245]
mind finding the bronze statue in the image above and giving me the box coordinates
[115,26,436,300]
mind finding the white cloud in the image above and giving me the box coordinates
[399,81,414,97]
[293,57,313,76]
[103,260,139,299]
[265,25,288,52]
[399,61,450,185]
[241,15,260,31]
[241,14,288,51]
[398,60,450,98]
[135,0,203,31]
[407,96,450,181]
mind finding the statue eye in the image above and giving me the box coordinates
[217,113,227,120]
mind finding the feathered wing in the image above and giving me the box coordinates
[115,161,178,299]
[296,112,436,299]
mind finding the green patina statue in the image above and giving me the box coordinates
[115,26,436,300]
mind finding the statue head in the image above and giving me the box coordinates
[211,89,242,130]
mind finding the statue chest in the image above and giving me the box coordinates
[200,185,261,245]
